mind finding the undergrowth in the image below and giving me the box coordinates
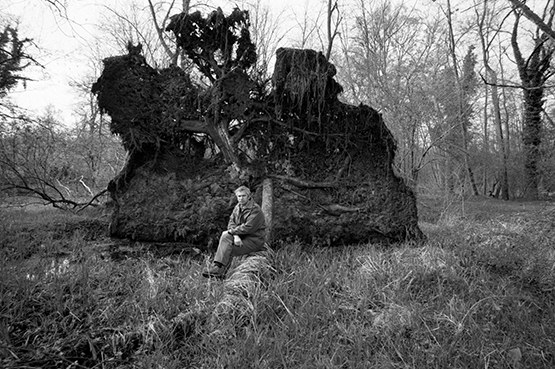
[1,197,554,368]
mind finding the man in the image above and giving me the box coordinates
[202,185,266,279]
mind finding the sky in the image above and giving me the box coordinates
[3,0,105,123]
[2,0,315,125]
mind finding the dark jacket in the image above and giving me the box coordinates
[227,198,266,242]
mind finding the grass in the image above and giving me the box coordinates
[1,195,554,368]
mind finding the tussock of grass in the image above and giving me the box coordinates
[1,198,555,368]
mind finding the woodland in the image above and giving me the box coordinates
[1,0,554,215]
[1,0,555,367]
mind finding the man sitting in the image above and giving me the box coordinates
[202,186,266,279]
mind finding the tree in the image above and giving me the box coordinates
[324,0,342,60]
[511,3,555,199]
[474,0,511,199]
[443,0,479,196]
[97,0,185,68]
[0,26,33,101]
[0,109,108,209]
[0,7,129,210]
[429,46,479,195]
[338,0,447,188]
[147,0,190,66]
[92,7,424,246]
[71,75,126,190]
[241,0,288,85]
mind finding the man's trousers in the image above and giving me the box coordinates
[214,230,266,266]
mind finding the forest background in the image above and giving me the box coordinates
[1,0,554,205]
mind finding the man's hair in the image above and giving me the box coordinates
[234,185,251,196]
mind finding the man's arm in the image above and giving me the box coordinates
[228,206,265,236]
[227,205,239,230]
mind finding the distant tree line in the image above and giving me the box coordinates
[1,0,554,207]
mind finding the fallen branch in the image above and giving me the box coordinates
[79,175,94,197]
[76,189,108,213]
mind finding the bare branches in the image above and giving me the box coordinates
[0,113,117,212]
[147,0,177,64]
[44,0,68,17]
[325,0,342,60]
[508,0,555,40]
[76,189,108,213]
[480,73,555,90]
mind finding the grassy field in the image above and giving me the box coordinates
[1,195,554,368]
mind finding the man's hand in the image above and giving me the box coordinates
[233,235,243,246]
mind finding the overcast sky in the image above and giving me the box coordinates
[4,0,105,123]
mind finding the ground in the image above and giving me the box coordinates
[1,195,554,368]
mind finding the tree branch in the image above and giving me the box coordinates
[479,73,555,90]
[147,0,176,64]
[508,0,555,40]
[76,189,108,213]
[511,12,528,83]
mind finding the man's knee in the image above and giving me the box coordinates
[220,230,233,243]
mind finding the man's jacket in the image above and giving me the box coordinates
[227,198,266,242]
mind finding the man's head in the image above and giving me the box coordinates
[234,186,251,206]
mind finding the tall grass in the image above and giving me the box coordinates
[1,197,554,368]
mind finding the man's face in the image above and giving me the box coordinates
[236,191,249,206]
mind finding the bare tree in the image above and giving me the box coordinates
[147,0,182,66]
[0,110,109,210]
[290,0,325,49]
[511,2,555,199]
[443,0,479,195]
[324,0,342,60]
[237,0,288,85]
[474,0,511,199]
[340,0,449,188]
[97,0,184,68]
[71,68,126,190]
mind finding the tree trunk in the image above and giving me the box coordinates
[446,0,478,196]
[475,1,510,200]
[482,79,489,196]
[205,118,240,166]
[488,67,510,200]
[511,11,551,199]
[521,88,543,199]
[261,178,273,244]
